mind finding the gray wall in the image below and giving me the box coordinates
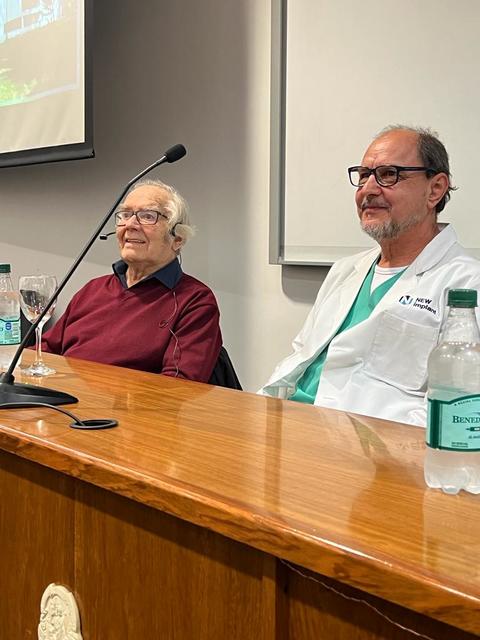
[0,0,329,391]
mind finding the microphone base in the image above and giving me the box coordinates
[0,381,78,407]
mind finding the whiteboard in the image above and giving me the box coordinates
[270,0,480,265]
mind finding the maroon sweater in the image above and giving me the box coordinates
[42,263,222,382]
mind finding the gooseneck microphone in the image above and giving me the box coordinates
[164,144,187,163]
[0,144,187,407]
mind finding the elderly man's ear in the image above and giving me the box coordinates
[171,227,184,253]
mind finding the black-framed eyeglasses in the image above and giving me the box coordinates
[348,165,436,188]
[114,209,169,226]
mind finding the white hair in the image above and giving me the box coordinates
[128,179,196,246]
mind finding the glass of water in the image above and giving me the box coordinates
[19,274,57,376]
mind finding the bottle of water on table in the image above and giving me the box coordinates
[0,264,21,372]
[425,288,480,494]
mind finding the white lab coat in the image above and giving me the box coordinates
[259,225,480,426]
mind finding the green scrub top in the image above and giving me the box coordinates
[290,261,406,404]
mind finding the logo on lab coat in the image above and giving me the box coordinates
[399,295,437,315]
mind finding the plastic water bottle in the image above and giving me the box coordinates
[0,264,21,372]
[425,289,480,494]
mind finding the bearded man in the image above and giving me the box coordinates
[259,126,480,426]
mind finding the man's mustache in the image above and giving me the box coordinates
[360,197,389,210]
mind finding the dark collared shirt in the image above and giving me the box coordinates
[112,258,183,290]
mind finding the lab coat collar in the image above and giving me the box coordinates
[410,223,456,275]
[350,224,456,279]
[354,224,456,316]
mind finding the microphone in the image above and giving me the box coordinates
[165,144,186,163]
[0,144,187,407]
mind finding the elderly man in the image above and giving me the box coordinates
[260,126,480,425]
[42,179,222,382]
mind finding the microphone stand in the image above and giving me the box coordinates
[0,145,186,406]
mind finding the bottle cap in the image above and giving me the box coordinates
[447,288,478,308]
[0,264,11,274]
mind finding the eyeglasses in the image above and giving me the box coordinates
[348,165,436,188]
[114,209,169,226]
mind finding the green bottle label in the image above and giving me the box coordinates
[427,395,480,451]
[0,317,20,346]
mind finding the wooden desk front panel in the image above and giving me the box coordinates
[0,450,274,639]
[285,566,479,640]
[0,450,75,639]
[2,449,478,639]
[75,480,272,639]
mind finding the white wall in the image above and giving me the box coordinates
[0,0,329,391]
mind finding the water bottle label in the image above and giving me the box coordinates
[0,317,20,345]
[427,395,480,451]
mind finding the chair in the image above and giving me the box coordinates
[208,346,242,390]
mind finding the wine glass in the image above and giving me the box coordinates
[19,275,58,376]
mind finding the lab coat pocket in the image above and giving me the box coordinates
[363,311,439,391]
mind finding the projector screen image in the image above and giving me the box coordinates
[0,0,92,166]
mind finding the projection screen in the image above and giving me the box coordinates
[0,0,92,167]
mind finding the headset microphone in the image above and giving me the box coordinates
[101,229,177,239]
[99,231,116,240]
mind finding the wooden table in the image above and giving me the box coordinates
[0,352,479,639]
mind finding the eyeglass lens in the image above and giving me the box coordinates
[115,210,161,225]
[352,166,399,187]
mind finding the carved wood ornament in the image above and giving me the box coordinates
[38,584,83,640]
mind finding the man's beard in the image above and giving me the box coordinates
[360,212,423,242]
